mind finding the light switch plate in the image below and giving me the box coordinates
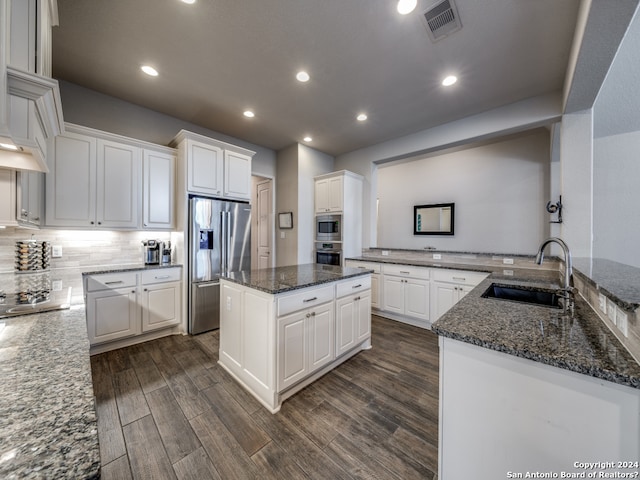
[280,231,285,239]
[381,250,389,256]
[433,254,442,260]
[52,280,62,291]
[503,258,514,265]
[606,299,617,325]
[52,245,62,257]
[616,308,628,337]
[598,293,607,313]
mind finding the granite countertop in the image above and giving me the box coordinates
[222,263,373,294]
[0,306,100,479]
[81,263,182,276]
[432,277,640,389]
[572,257,640,311]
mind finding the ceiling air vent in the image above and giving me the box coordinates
[421,0,462,42]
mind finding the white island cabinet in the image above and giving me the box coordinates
[219,265,372,413]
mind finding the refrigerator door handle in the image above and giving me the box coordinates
[220,211,227,274]
[226,211,232,273]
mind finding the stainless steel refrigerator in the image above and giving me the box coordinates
[189,196,251,334]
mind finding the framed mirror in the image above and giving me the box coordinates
[414,203,455,235]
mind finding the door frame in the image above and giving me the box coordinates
[251,175,275,269]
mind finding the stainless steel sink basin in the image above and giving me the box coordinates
[481,283,561,308]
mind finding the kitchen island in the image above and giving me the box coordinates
[432,276,640,480]
[219,264,372,413]
[0,306,100,479]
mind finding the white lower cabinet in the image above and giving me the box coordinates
[430,269,488,321]
[219,275,371,413]
[84,267,182,352]
[277,301,334,391]
[381,264,430,327]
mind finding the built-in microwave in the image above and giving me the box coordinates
[316,215,341,241]
[315,243,342,266]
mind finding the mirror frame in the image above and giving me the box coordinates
[413,203,455,236]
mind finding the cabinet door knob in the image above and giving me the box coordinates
[311,311,316,316]
[306,313,311,318]
[98,221,102,225]
[131,290,136,294]
[90,221,94,225]
[144,288,148,291]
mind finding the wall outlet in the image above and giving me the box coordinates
[52,245,62,258]
[381,250,389,256]
[502,258,514,265]
[433,253,442,260]
[606,299,617,325]
[226,296,232,311]
[598,293,607,314]
[616,308,628,337]
[52,280,63,291]
[503,270,514,276]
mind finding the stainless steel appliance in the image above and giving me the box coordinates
[142,239,161,265]
[189,196,251,334]
[316,214,342,241]
[315,242,342,266]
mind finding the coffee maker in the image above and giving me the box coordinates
[142,240,161,265]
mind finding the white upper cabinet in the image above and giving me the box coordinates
[315,175,343,213]
[96,139,141,228]
[224,150,252,200]
[17,169,43,227]
[0,169,18,227]
[187,139,223,196]
[143,149,175,230]
[9,0,57,76]
[45,130,97,227]
[171,130,255,201]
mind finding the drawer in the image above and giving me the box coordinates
[277,285,334,317]
[141,267,182,285]
[336,275,372,298]
[345,260,381,273]
[432,268,488,285]
[382,263,430,279]
[85,272,138,292]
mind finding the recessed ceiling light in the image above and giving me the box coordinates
[303,136,312,142]
[442,75,458,86]
[397,0,417,15]
[141,65,158,77]
[181,0,196,4]
[0,142,19,151]
[243,110,255,118]
[296,71,310,82]
[357,113,368,122]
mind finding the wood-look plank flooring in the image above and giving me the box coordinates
[91,315,440,480]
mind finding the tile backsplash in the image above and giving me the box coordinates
[0,228,176,304]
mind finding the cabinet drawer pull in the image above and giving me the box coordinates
[105,280,124,285]
[453,277,466,281]
[400,270,410,274]
[352,284,362,289]
[155,275,170,279]
[303,297,318,303]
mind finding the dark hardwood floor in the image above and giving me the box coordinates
[90,315,440,480]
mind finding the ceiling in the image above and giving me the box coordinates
[52,0,581,156]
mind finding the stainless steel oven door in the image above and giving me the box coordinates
[316,248,342,266]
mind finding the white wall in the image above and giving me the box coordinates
[59,81,277,178]
[377,130,550,254]
[593,130,640,267]
[297,145,334,263]
[335,92,563,249]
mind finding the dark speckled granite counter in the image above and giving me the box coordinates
[81,262,182,276]
[222,264,372,294]
[0,306,100,479]
[432,277,640,389]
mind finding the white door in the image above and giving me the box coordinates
[308,303,334,371]
[45,131,97,227]
[86,287,139,345]
[277,311,308,390]
[256,179,273,269]
[315,178,329,213]
[432,281,458,321]
[96,139,140,228]
[141,282,181,332]
[187,140,223,196]
[224,150,252,200]
[327,176,344,212]
[143,149,175,229]
[405,277,430,321]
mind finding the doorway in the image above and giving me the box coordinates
[251,176,274,269]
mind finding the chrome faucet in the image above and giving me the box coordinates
[535,237,574,313]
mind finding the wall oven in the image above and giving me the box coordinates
[315,243,342,266]
[316,214,342,241]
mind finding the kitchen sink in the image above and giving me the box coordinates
[481,283,561,308]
